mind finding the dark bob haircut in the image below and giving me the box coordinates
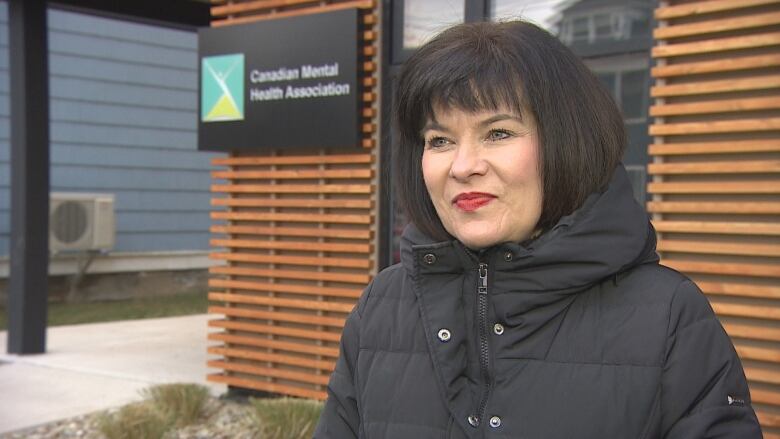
[393,20,626,242]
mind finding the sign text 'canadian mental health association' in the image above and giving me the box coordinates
[249,62,350,101]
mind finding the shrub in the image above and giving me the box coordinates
[96,402,169,439]
[249,397,324,439]
[142,383,211,427]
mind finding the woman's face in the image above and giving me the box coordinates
[421,106,543,250]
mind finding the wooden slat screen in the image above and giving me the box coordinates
[207,0,379,400]
[651,0,780,435]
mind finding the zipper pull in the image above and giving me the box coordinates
[478,263,488,295]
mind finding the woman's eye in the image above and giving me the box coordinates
[487,129,513,142]
[426,137,450,149]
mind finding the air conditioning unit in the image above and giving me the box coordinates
[50,193,115,253]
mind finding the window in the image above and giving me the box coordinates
[593,13,613,41]
[621,70,647,121]
[403,0,465,50]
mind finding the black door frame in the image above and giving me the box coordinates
[377,0,656,270]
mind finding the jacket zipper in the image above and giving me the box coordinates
[476,262,491,426]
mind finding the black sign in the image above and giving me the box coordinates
[198,9,360,151]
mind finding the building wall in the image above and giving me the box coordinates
[0,3,221,257]
[205,0,380,399]
[649,0,780,435]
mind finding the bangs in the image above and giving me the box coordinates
[427,70,527,124]
[397,29,530,141]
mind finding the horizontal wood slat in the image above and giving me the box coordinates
[207,374,326,400]
[213,0,332,16]
[209,306,346,327]
[211,238,370,253]
[648,140,780,155]
[653,220,780,235]
[657,239,780,257]
[648,182,780,194]
[210,279,362,298]
[711,301,780,320]
[209,319,342,343]
[651,76,780,97]
[212,169,372,179]
[745,366,780,385]
[212,184,372,194]
[735,344,780,362]
[654,11,780,39]
[655,0,780,19]
[212,154,372,166]
[211,225,371,240]
[209,265,371,284]
[752,388,780,406]
[647,160,780,174]
[649,96,780,116]
[649,118,780,135]
[212,198,372,209]
[724,322,780,342]
[208,347,335,371]
[757,411,780,429]
[651,32,780,58]
[211,211,372,224]
[208,361,329,386]
[661,260,780,278]
[698,281,780,299]
[647,201,780,214]
[213,0,379,22]
[210,252,372,269]
[651,54,780,77]
[211,0,375,27]
[208,333,340,357]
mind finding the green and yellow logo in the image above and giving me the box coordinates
[201,54,244,122]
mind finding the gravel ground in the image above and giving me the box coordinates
[0,397,262,439]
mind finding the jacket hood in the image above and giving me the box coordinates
[400,164,659,294]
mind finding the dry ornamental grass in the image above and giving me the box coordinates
[249,398,324,439]
[1,383,325,439]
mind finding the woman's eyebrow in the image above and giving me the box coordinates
[478,113,522,128]
[421,121,448,133]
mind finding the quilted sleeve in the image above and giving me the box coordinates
[313,282,369,439]
[661,280,762,438]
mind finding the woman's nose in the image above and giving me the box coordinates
[449,143,488,181]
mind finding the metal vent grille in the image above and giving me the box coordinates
[51,201,88,244]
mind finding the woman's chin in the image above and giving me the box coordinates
[452,229,503,251]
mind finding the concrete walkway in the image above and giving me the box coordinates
[0,314,224,434]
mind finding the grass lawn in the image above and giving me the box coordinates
[0,292,208,331]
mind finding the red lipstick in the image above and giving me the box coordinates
[453,192,496,212]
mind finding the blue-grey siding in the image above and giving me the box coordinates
[0,4,221,255]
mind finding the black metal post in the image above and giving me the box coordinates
[465,0,488,21]
[7,0,50,354]
[378,0,394,270]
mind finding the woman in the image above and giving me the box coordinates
[315,20,761,438]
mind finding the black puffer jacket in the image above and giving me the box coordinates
[314,166,761,438]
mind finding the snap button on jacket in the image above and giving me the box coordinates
[314,167,761,439]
